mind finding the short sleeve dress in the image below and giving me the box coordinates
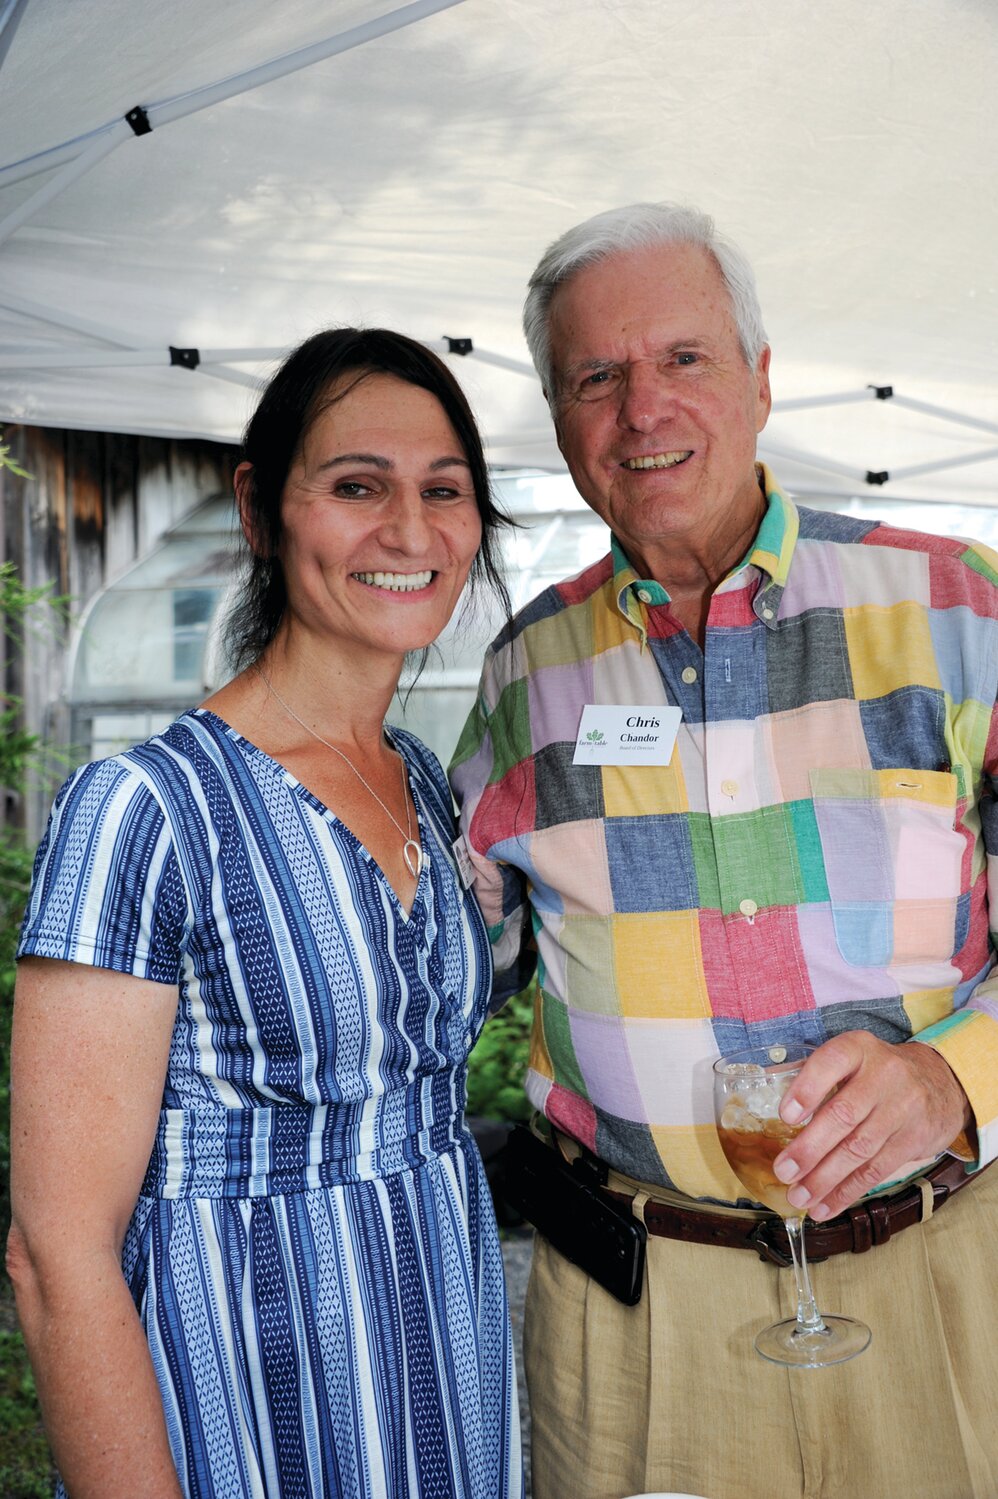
[18,709,522,1499]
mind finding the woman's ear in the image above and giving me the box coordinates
[235,462,269,556]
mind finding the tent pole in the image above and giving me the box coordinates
[772,390,879,413]
[889,393,998,440]
[758,440,870,485]
[0,289,134,346]
[152,0,468,128]
[0,130,106,190]
[0,0,30,74]
[422,339,537,379]
[0,348,285,370]
[0,331,529,394]
[0,303,266,389]
[0,122,129,247]
[770,386,998,439]
[885,447,998,482]
[467,348,537,379]
[0,337,520,377]
[188,366,261,391]
[0,0,467,186]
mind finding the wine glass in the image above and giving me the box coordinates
[713,1042,872,1367]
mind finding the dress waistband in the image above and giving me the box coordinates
[140,1081,469,1199]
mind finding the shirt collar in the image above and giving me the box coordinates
[746,465,798,588]
[610,536,663,641]
[611,464,800,639]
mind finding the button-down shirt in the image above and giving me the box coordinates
[451,468,998,1203]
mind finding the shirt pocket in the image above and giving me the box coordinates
[808,767,963,968]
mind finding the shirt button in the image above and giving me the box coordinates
[739,898,758,918]
[762,606,775,620]
[637,588,653,603]
[721,778,739,797]
[681,666,698,684]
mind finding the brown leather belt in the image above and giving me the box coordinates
[604,1154,985,1269]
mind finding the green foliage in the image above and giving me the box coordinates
[1,561,68,1245]
[0,558,68,655]
[466,985,534,1122]
[0,447,61,1493]
[0,562,61,1012]
[0,832,36,1002]
[0,439,30,482]
[0,1328,56,1497]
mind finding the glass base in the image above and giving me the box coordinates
[754,1315,872,1368]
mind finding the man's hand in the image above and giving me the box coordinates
[773,1032,972,1221]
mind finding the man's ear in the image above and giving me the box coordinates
[234,462,269,556]
[550,400,569,463]
[755,346,773,433]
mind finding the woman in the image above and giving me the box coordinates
[8,329,522,1499]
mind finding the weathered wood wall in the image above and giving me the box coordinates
[1,424,237,838]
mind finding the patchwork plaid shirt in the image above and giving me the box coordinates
[451,467,998,1203]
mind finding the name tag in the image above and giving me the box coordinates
[572,704,681,766]
[451,834,477,889]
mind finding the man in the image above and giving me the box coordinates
[451,202,998,1499]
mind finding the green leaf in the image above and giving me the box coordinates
[466,984,534,1121]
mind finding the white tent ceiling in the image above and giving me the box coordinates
[1,0,997,506]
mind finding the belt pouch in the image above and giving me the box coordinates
[498,1125,646,1306]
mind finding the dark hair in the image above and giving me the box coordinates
[225,327,512,669]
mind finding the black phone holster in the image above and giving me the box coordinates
[497,1125,646,1306]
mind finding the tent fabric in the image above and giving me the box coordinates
[1,0,997,504]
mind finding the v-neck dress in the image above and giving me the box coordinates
[18,708,522,1499]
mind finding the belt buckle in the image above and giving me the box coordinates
[747,1218,794,1268]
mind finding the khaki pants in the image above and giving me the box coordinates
[523,1164,998,1499]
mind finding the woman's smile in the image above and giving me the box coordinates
[350,568,435,592]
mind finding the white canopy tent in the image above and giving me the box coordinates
[1,0,997,505]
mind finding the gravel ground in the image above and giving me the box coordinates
[501,1228,534,1497]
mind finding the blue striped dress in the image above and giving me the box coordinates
[18,709,522,1499]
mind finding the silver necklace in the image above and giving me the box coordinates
[256,667,425,879]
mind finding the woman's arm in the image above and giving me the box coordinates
[6,957,185,1499]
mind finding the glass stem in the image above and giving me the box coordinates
[784,1216,827,1335]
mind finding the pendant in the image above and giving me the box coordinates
[403,839,424,879]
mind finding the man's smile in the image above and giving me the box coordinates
[620,451,693,470]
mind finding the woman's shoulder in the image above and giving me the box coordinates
[122,707,261,783]
[51,711,218,831]
[22,726,199,973]
[34,712,235,910]
[125,707,216,761]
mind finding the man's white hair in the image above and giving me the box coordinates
[522,201,768,404]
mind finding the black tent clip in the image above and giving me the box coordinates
[125,106,153,137]
[169,346,201,370]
